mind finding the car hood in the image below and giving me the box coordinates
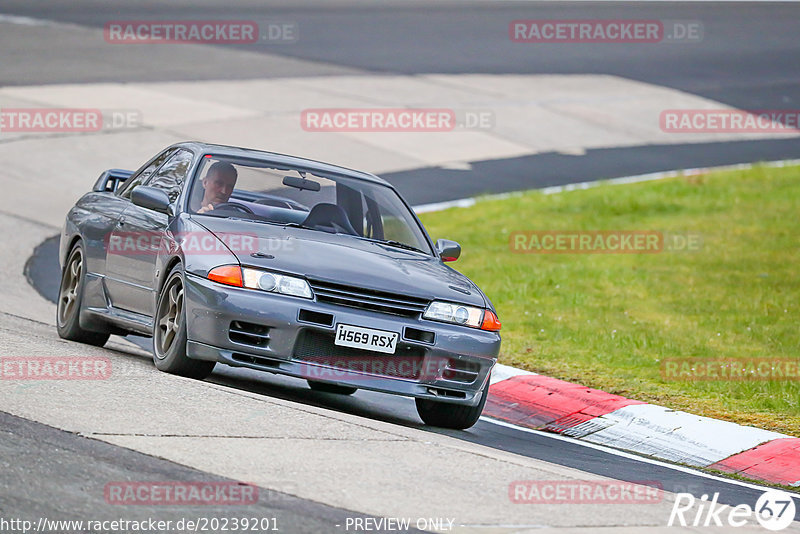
[193,216,486,307]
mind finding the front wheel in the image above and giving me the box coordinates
[153,266,215,380]
[415,376,490,430]
[56,242,110,347]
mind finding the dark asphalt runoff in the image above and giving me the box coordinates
[0,1,798,113]
[2,1,798,201]
[0,411,424,534]
[389,137,800,205]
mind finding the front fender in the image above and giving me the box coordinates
[153,214,240,296]
[59,215,80,269]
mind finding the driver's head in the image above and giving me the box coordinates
[201,162,238,206]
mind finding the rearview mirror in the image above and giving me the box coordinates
[283,175,321,191]
[436,239,461,262]
[131,186,171,214]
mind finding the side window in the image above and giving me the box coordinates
[145,149,194,203]
[117,149,176,199]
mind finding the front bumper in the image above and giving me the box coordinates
[183,273,500,406]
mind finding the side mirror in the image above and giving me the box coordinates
[131,186,171,214]
[436,239,461,262]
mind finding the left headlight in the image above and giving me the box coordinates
[423,301,484,328]
[243,267,313,298]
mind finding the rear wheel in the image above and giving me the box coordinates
[56,243,110,347]
[415,376,490,430]
[153,266,215,379]
[307,380,357,395]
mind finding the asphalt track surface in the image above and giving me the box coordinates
[5,1,800,531]
[2,1,799,201]
[1,1,799,111]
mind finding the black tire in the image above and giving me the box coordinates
[153,265,215,380]
[307,380,357,395]
[415,376,490,430]
[56,242,110,347]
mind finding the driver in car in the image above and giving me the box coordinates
[196,162,238,214]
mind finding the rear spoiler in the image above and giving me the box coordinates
[93,169,134,193]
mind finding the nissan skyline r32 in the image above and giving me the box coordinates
[57,142,501,429]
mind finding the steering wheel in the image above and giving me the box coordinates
[211,202,255,214]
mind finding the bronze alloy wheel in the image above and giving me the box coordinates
[55,243,109,347]
[155,275,184,357]
[57,247,83,327]
[153,266,215,379]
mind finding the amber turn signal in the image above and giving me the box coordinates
[481,310,501,332]
[207,265,243,287]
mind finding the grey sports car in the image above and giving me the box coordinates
[58,142,501,429]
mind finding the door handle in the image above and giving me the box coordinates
[119,216,126,226]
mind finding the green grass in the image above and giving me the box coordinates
[419,165,800,436]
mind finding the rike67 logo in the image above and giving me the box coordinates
[668,490,797,531]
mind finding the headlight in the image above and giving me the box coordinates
[423,301,484,328]
[242,267,313,298]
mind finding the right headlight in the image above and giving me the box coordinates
[423,301,485,328]
[423,301,501,331]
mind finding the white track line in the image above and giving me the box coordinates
[481,416,800,499]
[0,13,86,30]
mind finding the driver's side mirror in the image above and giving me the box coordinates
[436,239,461,262]
[131,186,172,214]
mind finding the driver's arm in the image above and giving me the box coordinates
[197,203,215,214]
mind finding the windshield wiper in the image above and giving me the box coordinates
[365,238,427,254]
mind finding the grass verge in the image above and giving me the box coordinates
[419,164,800,436]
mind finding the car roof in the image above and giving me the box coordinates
[171,141,392,187]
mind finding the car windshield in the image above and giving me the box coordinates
[188,156,432,255]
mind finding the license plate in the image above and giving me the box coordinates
[334,324,398,354]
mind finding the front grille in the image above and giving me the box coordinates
[293,330,427,380]
[308,279,429,318]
